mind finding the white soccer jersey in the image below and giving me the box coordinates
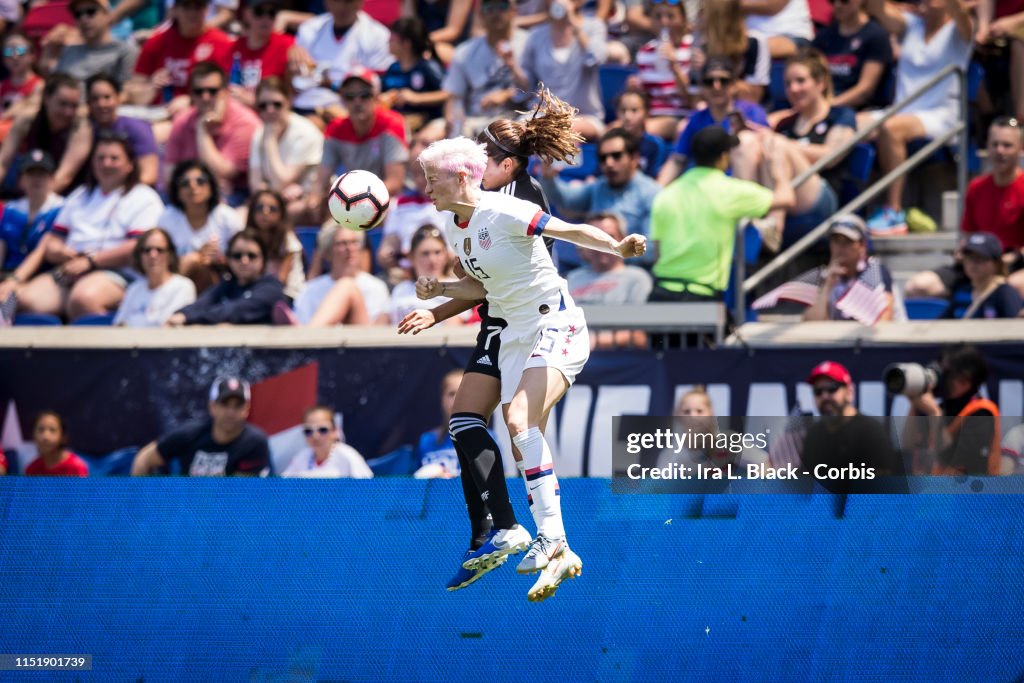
[447,191,574,339]
[53,183,165,255]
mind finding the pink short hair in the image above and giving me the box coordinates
[417,136,487,184]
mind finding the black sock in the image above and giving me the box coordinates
[454,434,492,549]
[450,412,518,530]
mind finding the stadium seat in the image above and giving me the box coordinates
[598,64,637,123]
[768,60,788,111]
[78,447,139,476]
[558,142,599,182]
[70,313,115,326]
[13,313,62,326]
[365,445,417,476]
[841,143,876,205]
[904,297,948,320]
[295,226,320,270]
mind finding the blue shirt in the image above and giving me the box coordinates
[381,59,445,121]
[414,429,460,475]
[0,200,61,271]
[673,100,769,159]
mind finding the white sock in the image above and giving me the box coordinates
[512,427,564,539]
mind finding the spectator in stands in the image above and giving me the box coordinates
[25,410,89,477]
[308,68,408,215]
[861,0,973,235]
[800,361,903,491]
[128,0,233,107]
[656,386,769,471]
[801,214,895,323]
[15,133,164,321]
[940,232,1022,319]
[634,0,695,140]
[539,128,660,262]
[380,18,447,132]
[168,228,287,325]
[227,0,297,106]
[902,344,1002,476]
[114,228,197,327]
[131,377,271,476]
[811,0,894,110]
[650,126,794,302]
[248,77,323,223]
[520,0,608,140]
[411,369,466,478]
[294,224,380,325]
[0,74,92,196]
[656,57,768,186]
[376,119,447,276]
[694,0,770,104]
[390,224,464,325]
[244,190,304,300]
[614,88,668,177]
[567,212,653,348]
[743,0,814,58]
[44,0,139,84]
[0,151,63,287]
[907,118,1024,300]
[292,0,392,113]
[159,160,242,292]
[282,405,373,477]
[86,74,159,187]
[0,447,6,476]
[165,61,262,205]
[417,0,473,64]
[443,0,529,137]
[0,33,43,126]
[975,0,1024,122]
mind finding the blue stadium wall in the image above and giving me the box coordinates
[2,478,1023,682]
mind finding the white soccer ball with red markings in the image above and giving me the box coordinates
[327,170,390,230]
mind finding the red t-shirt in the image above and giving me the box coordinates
[231,32,294,90]
[0,447,7,474]
[25,452,89,477]
[0,74,41,112]
[135,23,233,101]
[961,172,1024,251]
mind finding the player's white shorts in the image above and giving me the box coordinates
[498,306,590,405]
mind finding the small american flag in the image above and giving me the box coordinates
[752,268,821,309]
[0,292,15,327]
[835,279,890,326]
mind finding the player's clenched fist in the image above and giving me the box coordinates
[416,276,441,299]
[616,235,647,259]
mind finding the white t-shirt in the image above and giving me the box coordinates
[249,113,324,192]
[157,204,242,256]
[744,0,813,41]
[389,279,451,325]
[54,183,165,255]
[273,231,306,299]
[113,274,196,327]
[294,12,393,109]
[382,194,448,255]
[281,443,374,478]
[895,12,972,116]
[294,271,391,324]
[445,192,573,337]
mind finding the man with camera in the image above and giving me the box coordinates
[892,344,1003,476]
[800,361,904,493]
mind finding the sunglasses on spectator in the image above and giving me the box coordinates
[251,5,278,17]
[599,150,626,163]
[192,86,221,97]
[142,246,169,255]
[303,426,332,436]
[230,250,261,261]
[3,46,29,57]
[257,100,285,111]
[702,76,733,87]
[178,175,210,188]
[813,383,845,396]
[254,202,282,213]
[341,90,374,102]
[73,6,100,19]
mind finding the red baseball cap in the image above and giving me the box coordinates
[807,361,852,386]
[341,67,381,93]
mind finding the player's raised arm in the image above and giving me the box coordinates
[417,275,488,301]
[541,216,648,259]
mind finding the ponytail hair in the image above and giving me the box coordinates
[477,85,584,167]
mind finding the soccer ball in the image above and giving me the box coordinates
[327,170,390,230]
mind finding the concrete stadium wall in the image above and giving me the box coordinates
[1,479,1022,682]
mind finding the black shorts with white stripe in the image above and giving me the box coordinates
[465,302,506,379]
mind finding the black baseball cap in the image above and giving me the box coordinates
[20,149,55,174]
[962,232,1002,260]
[691,126,739,167]
[209,377,251,403]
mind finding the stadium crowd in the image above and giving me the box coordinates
[0,0,1019,330]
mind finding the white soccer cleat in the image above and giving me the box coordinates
[516,533,565,575]
[527,548,582,602]
[461,524,534,571]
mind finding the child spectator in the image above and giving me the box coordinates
[0,33,42,127]
[412,370,465,478]
[25,411,89,477]
[381,18,447,132]
[656,387,768,471]
[635,0,694,140]
[0,151,63,288]
[811,0,894,110]
[114,228,197,327]
[614,88,668,177]
[281,406,373,478]
[244,190,304,300]
[941,232,1023,319]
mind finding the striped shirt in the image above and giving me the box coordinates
[636,35,694,118]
